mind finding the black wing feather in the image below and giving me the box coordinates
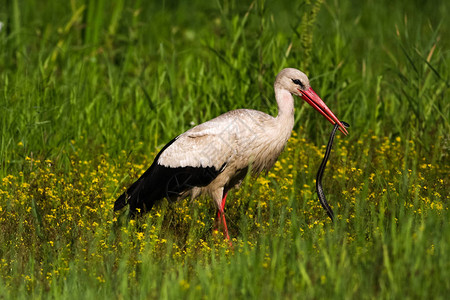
[114,137,225,217]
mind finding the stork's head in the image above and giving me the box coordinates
[275,68,348,135]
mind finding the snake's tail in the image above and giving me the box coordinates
[316,169,334,221]
[318,189,334,221]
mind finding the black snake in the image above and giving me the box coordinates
[316,121,350,221]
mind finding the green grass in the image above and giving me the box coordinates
[0,0,449,298]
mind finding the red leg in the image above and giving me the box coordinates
[217,192,228,221]
[216,192,231,243]
[220,211,231,241]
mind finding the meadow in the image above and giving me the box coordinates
[0,0,449,298]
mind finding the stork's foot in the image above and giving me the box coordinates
[212,230,233,248]
[214,211,232,246]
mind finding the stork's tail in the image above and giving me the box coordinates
[114,192,129,212]
[113,177,143,215]
[114,175,158,219]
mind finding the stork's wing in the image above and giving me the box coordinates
[114,133,228,216]
[158,111,265,169]
[157,135,232,170]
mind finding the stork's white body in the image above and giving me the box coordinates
[159,104,294,208]
[114,68,347,240]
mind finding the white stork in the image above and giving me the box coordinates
[114,68,348,240]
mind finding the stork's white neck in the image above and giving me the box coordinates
[273,87,295,144]
[275,88,295,119]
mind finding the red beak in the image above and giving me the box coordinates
[300,87,348,135]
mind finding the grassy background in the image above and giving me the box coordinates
[0,0,449,298]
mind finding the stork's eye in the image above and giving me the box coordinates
[291,79,304,89]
